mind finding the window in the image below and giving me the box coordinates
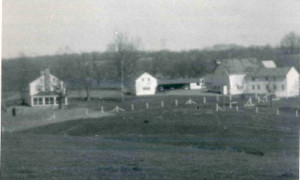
[38,98,43,105]
[49,97,54,104]
[142,78,144,82]
[143,87,150,91]
[282,84,285,90]
[273,84,277,90]
[148,78,150,81]
[33,98,38,105]
[196,83,200,85]
[265,76,269,80]
[257,85,260,90]
[36,87,42,92]
[45,97,50,105]
[252,77,255,81]
[252,85,255,90]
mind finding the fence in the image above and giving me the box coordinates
[94,95,299,118]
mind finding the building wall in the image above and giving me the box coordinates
[30,96,68,107]
[229,74,245,95]
[135,73,157,96]
[190,79,205,90]
[206,69,230,93]
[29,74,62,96]
[245,76,287,97]
[29,76,45,96]
[286,67,299,97]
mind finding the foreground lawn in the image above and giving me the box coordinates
[2,96,299,179]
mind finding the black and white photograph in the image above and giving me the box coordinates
[2,0,300,179]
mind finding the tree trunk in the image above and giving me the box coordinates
[85,85,90,101]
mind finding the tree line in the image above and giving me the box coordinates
[2,32,300,101]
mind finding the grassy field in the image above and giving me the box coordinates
[2,93,299,179]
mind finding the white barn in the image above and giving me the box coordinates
[25,69,68,107]
[245,66,299,97]
[135,72,158,96]
[205,58,262,95]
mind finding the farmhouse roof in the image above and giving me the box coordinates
[248,67,291,77]
[217,58,263,74]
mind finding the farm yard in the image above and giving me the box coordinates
[1,90,299,179]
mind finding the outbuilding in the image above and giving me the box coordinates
[135,72,158,96]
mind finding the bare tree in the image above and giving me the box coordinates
[107,32,139,101]
[280,32,300,54]
[18,53,29,105]
[76,53,95,101]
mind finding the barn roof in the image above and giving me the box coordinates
[248,67,291,77]
[262,60,277,68]
[217,58,263,74]
[158,78,201,85]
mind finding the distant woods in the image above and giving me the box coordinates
[2,32,300,93]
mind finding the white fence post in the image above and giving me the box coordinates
[101,106,104,113]
[161,101,164,108]
[131,104,134,111]
[276,108,279,115]
[236,105,239,112]
[229,102,232,109]
[216,103,218,112]
[175,99,178,106]
[256,107,258,113]
[146,102,149,109]
[203,97,206,104]
[85,108,88,116]
[296,110,298,117]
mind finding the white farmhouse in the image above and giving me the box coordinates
[205,58,262,95]
[135,72,158,96]
[25,69,68,107]
[245,66,299,97]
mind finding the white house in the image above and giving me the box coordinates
[205,58,262,95]
[135,72,158,96]
[25,69,68,107]
[245,66,299,97]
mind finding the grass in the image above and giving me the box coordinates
[2,92,299,179]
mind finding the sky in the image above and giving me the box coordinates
[3,0,300,58]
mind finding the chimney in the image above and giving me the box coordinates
[42,69,51,92]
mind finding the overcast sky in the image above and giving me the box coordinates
[3,0,300,58]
